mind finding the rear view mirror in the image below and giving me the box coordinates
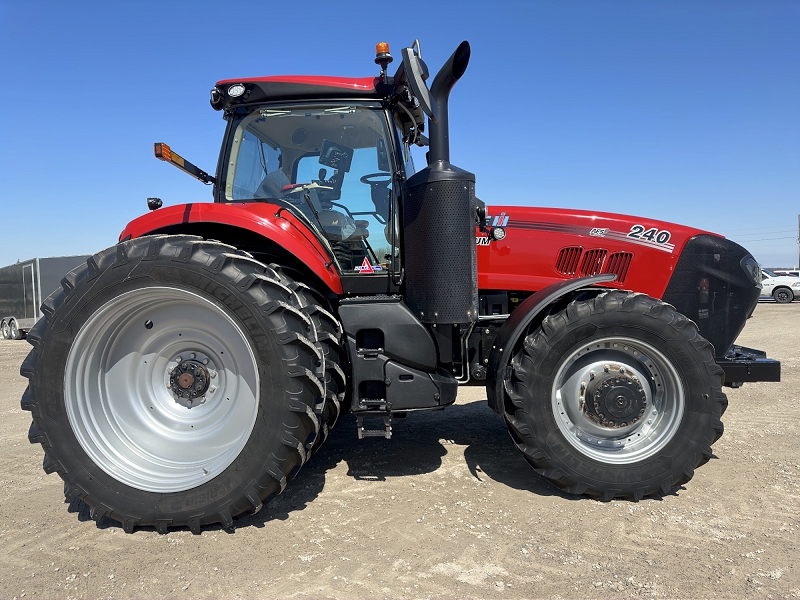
[401,45,437,123]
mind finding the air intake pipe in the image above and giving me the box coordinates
[402,41,478,340]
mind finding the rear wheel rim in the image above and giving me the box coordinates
[64,286,260,493]
[551,336,685,464]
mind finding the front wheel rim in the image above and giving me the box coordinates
[65,286,260,493]
[552,336,685,464]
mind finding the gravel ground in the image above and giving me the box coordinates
[0,303,798,599]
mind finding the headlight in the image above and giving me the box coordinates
[740,255,761,286]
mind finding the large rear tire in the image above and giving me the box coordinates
[0,320,9,340]
[20,235,342,532]
[501,291,726,501]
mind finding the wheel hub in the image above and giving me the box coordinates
[583,370,647,428]
[169,359,211,406]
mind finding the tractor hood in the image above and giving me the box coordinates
[478,205,720,299]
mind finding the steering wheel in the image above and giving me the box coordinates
[360,173,392,221]
[360,173,392,185]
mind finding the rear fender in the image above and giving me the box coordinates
[486,274,616,414]
[119,202,342,294]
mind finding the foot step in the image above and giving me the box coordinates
[357,414,392,439]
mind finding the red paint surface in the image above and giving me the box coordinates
[478,206,720,300]
[121,202,721,301]
[120,203,342,294]
[216,75,378,91]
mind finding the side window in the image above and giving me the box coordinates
[228,128,282,201]
[296,145,394,273]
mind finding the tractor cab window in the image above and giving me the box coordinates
[224,105,396,275]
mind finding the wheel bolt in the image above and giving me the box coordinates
[210,371,216,379]
[203,358,208,365]
[187,399,193,406]
[190,353,196,359]
[209,386,216,393]
[176,356,182,363]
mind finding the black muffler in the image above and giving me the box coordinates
[402,41,478,332]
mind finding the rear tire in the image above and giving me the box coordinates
[501,291,726,501]
[20,235,340,532]
[270,266,347,453]
[773,287,793,304]
[0,320,9,340]
[9,319,22,340]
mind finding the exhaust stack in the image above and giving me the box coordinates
[428,41,470,164]
[401,41,478,335]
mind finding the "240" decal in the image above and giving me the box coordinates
[627,225,671,244]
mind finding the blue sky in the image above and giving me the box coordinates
[1,1,797,268]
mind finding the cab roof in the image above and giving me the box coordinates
[213,76,383,108]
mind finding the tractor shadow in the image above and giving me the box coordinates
[236,396,570,529]
[67,396,571,533]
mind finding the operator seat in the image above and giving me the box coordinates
[254,169,291,199]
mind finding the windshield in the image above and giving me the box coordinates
[762,269,777,278]
[223,104,396,274]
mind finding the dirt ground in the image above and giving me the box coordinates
[0,303,798,599]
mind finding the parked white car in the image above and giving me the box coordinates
[761,268,800,303]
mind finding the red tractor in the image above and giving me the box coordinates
[21,41,779,533]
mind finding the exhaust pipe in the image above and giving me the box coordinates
[429,41,471,164]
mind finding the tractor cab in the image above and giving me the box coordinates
[217,102,407,277]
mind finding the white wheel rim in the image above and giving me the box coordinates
[552,336,685,464]
[65,287,260,493]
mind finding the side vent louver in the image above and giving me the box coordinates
[604,251,633,283]
[555,246,582,275]
[580,249,608,276]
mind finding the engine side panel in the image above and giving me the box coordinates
[478,206,717,299]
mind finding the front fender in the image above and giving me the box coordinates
[486,274,617,414]
[120,202,343,294]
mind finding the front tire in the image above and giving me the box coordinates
[21,236,339,532]
[502,291,726,501]
[773,287,793,304]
